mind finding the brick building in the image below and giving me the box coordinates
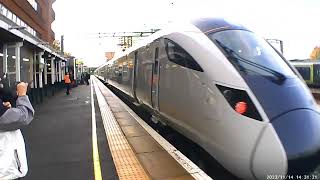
[0,0,56,44]
[0,0,73,105]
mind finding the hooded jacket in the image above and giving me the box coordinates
[0,95,34,179]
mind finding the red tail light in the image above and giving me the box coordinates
[235,101,247,114]
[216,84,262,121]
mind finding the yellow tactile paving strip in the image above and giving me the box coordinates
[93,79,150,180]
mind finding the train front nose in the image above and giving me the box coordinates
[272,109,320,175]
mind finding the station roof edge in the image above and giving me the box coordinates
[0,18,67,61]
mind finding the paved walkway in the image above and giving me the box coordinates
[22,84,118,180]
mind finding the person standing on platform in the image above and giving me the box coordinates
[64,72,71,95]
[80,73,84,85]
[0,82,35,179]
[84,72,90,86]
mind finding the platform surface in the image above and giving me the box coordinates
[19,78,206,180]
[22,84,118,180]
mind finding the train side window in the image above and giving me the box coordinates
[155,47,159,60]
[296,67,310,80]
[165,39,203,72]
[154,47,159,74]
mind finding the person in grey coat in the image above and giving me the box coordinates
[0,82,34,130]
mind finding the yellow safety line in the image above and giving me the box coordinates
[91,79,103,180]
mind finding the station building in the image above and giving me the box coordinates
[0,0,77,104]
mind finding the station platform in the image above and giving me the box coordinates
[21,76,210,180]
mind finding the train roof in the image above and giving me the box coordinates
[290,60,320,65]
[96,18,251,71]
[191,18,249,34]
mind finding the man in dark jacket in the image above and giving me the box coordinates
[84,72,90,86]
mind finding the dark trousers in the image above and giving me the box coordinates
[66,83,71,95]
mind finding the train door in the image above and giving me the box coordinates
[151,40,160,110]
[132,51,138,101]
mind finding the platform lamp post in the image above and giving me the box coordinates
[43,54,48,97]
[50,56,56,96]
[73,58,77,86]
[38,53,45,103]
[6,25,26,86]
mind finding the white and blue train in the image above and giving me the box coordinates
[95,18,320,180]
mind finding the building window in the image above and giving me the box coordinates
[16,17,20,26]
[0,44,3,76]
[0,3,38,38]
[6,10,12,20]
[27,0,38,11]
[12,14,16,23]
[0,4,7,17]
[21,21,26,27]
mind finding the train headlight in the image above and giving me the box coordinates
[235,101,248,114]
[216,84,262,121]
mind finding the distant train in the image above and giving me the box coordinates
[95,18,320,179]
[290,60,320,86]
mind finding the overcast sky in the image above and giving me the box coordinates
[52,0,320,67]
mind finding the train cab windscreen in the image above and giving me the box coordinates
[209,29,316,121]
[208,30,295,82]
